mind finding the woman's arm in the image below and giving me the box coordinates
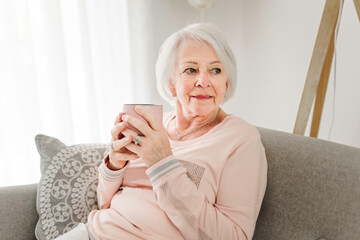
[96,112,138,209]
[96,154,129,209]
[146,137,267,240]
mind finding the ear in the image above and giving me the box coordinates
[169,80,176,96]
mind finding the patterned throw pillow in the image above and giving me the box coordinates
[34,134,109,240]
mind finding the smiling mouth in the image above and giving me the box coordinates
[191,95,213,100]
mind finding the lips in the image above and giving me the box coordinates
[191,95,213,100]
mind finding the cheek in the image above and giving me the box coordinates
[214,82,227,96]
[177,81,193,94]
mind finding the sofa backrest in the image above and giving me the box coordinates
[254,127,360,240]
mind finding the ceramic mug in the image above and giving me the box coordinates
[122,104,163,135]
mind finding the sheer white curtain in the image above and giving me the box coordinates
[0,0,157,187]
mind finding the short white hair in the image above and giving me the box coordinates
[156,23,237,105]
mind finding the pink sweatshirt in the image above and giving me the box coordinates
[87,113,267,240]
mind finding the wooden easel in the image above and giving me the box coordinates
[293,0,360,137]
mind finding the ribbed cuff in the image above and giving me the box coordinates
[146,155,186,187]
[99,155,128,181]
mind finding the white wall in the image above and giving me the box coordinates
[147,0,360,148]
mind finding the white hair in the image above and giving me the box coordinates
[156,23,237,105]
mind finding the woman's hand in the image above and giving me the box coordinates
[121,106,173,167]
[109,113,139,170]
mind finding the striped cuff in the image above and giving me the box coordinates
[146,155,185,187]
[99,156,128,181]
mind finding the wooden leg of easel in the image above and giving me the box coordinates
[310,28,335,138]
[293,0,340,135]
[312,0,359,137]
[354,0,360,22]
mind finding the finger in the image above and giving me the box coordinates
[121,114,152,136]
[112,135,133,151]
[135,106,162,130]
[121,128,140,139]
[111,122,126,141]
[109,150,139,161]
[124,141,142,156]
[114,112,126,125]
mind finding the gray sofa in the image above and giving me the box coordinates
[1,127,360,240]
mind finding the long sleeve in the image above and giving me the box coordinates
[96,155,129,209]
[146,136,267,240]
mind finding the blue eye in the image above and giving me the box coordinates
[184,68,196,74]
[212,68,221,74]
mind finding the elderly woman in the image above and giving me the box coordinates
[58,23,267,240]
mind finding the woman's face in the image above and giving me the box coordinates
[171,39,228,117]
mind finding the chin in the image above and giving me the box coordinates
[189,106,216,116]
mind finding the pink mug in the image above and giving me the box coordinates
[122,104,163,135]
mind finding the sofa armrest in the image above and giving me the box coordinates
[0,183,38,240]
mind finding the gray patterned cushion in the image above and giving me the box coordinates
[34,134,109,240]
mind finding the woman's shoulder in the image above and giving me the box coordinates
[220,114,261,140]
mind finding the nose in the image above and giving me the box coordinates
[195,71,211,87]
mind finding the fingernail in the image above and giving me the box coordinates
[121,115,127,121]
